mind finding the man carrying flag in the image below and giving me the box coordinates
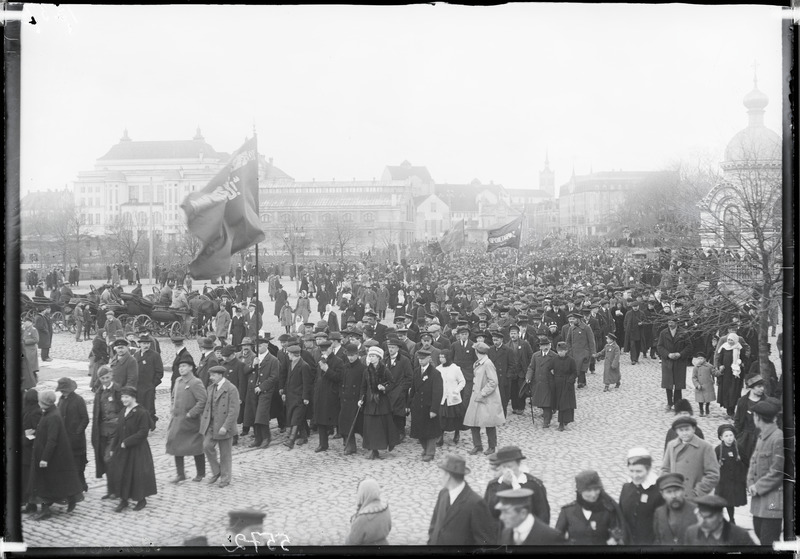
[487,215,524,252]
[181,137,265,279]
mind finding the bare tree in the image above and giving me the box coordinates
[173,223,203,269]
[49,205,89,270]
[321,215,360,262]
[106,214,147,268]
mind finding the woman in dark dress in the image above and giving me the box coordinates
[733,374,768,465]
[551,342,577,431]
[556,470,627,545]
[714,333,744,418]
[359,347,397,460]
[113,386,157,512]
[613,302,627,347]
[27,390,84,521]
[715,424,747,525]
[618,448,664,545]
[22,389,42,514]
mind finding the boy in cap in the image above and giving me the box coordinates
[428,454,495,545]
[683,495,755,545]
[494,488,562,545]
[661,416,719,499]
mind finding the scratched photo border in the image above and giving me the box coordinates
[3,2,796,556]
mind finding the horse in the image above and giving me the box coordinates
[187,291,221,337]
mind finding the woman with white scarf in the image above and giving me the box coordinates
[714,333,744,419]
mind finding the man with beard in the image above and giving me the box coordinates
[281,344,314,449]
[385,336,413,442]
[134,335,164,430]
[339,343,366,455]
[652,474,697,545]
[312,340,343,453]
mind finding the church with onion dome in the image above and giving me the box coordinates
[699,71,782,250]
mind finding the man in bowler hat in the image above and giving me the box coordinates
[428,454,494,545]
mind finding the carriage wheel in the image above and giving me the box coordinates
[51,311,65,333]
[136,315,154,332]
[169,321,183,338]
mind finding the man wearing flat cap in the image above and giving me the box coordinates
[134,335,164,430]
[428,454,495,545]
[653,470,698,544]
[109,338,138,390]
[746,398,784,546]
[661,416,719,499]
[494,488,562,545]
[733,373,769,464]
[200,365,240,488]
[562,312,595,389]
[484,446,550,527]
[683,495,755,545]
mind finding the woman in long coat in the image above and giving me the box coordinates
[295,292,312,324]
[359,347,397,459]
[733,375,768,464]
[27,391,84,520]
[339,345,366,455]
[408,350,444,461]
[715,334,744,418]
[22,318,40,390]
[595,333,621,391]
[165,357,208,481]
[57,377,89,492]
[113,387,157,511]
[22,389,42,513]
[463,343,505,454]
[551,342,578,431]
[273,285,288,318]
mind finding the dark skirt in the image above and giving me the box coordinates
[362,413,397,450]
[557,408,575,425]
[439,402,466,432]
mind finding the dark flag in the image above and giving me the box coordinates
[439,219,465,253]
[486,215,523,252]
[181,136,265,279]
[427,240,443,256]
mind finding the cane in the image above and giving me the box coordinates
[344,401,363,453]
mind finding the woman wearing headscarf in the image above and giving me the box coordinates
[56,377,89,493]
[344,478,392,545]
[714,333,744,419]
[27,390,85,521]
[618,448,664,545]
[715,424,747,525]
[555,470,627,545]
[22,389,42,514]
[359,346,397,460]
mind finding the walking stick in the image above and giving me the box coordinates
[344,401,363,454]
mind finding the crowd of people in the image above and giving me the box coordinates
[19,242,787,547]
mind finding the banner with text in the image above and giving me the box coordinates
[486,215,523,252]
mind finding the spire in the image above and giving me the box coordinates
[120,128,131,142]
[743,61,768,127]
[544,149,550,168]
[194,126,204,141]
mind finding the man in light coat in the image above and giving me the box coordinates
[200,365,240,488]
[747,399,784,546]
[661,416,719,498]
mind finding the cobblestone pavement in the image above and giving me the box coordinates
[19,279,779,548]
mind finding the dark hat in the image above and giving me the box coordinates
[198,337,215,349]
[656,472,685,491]
[745,374,765,388]
[208,365,227,375]
[693,351,706,359]
[671,415,698,430]
[556,341,568,351]
[386,337,402,347]
[221,345,236,357]
[751,398,781,420]
[457,325,470,334]
[277,334,290,343]
[537,336,551,346]
[438,454,470,476]
[329,332,343,341]
[692,494,728,512]
[170,334,185,343]
[717,424,736,438]
[364,310,377,318]
[491,330,505,339]
[239,337,254,347]
[508,323,520,332]
[494,488,534,510]
[343,342,359,355]
[569,312,582,319]
[605,332,617,341]
[56,376,73,391]
[314,331,329,339]
[176,353,195,368]
[575,470,603,492]
[490,446,526,465]
[318,340,332,349]
[416,348,432,358]
[138,335,152,344]
[393,313,406,321]
[419,330,433,339]
[474,341,490,354]
[228,509,266,532]
[111,338,129,348]
[259,332,273,341]
[673,399,694,415]
[303,322,315,329]
[286,345,301,354]
[120,386,138,398]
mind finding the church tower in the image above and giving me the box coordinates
[539,150,555,197]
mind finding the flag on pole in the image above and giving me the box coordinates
[181,136,265,279]
[486,215,523,252]
[439,219,465,253]
[427,240,443,256]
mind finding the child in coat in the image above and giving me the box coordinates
[715,424,748,524]
[594,333,621,392]
[691,352,715,416]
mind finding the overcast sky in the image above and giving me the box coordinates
[19,3,785,196]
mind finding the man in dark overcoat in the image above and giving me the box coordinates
[339,343,366,455]
[385,337,413,441]
[195,337,220,388]
[428,454,495,545]
[526,337,557,427]
[506,325,532,415]
[563,313,595,389]
[494,488,563,545]
[408,349,444,462]
[134,335,164,429]
[170,335,195,393]
[488,331,515,418]
[91,366,122,499]
[109,339,138,389]
[449,326,477,430]
[56,377,90,492]
[35,308,53,361]
[656,317,691,411]
[312,340,343,452]
[623,300,645,364]
[244,338,281,448]
[281,344,314,449]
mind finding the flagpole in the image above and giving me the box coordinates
[253,126,260,335]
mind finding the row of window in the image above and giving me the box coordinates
[258,212,375,224]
